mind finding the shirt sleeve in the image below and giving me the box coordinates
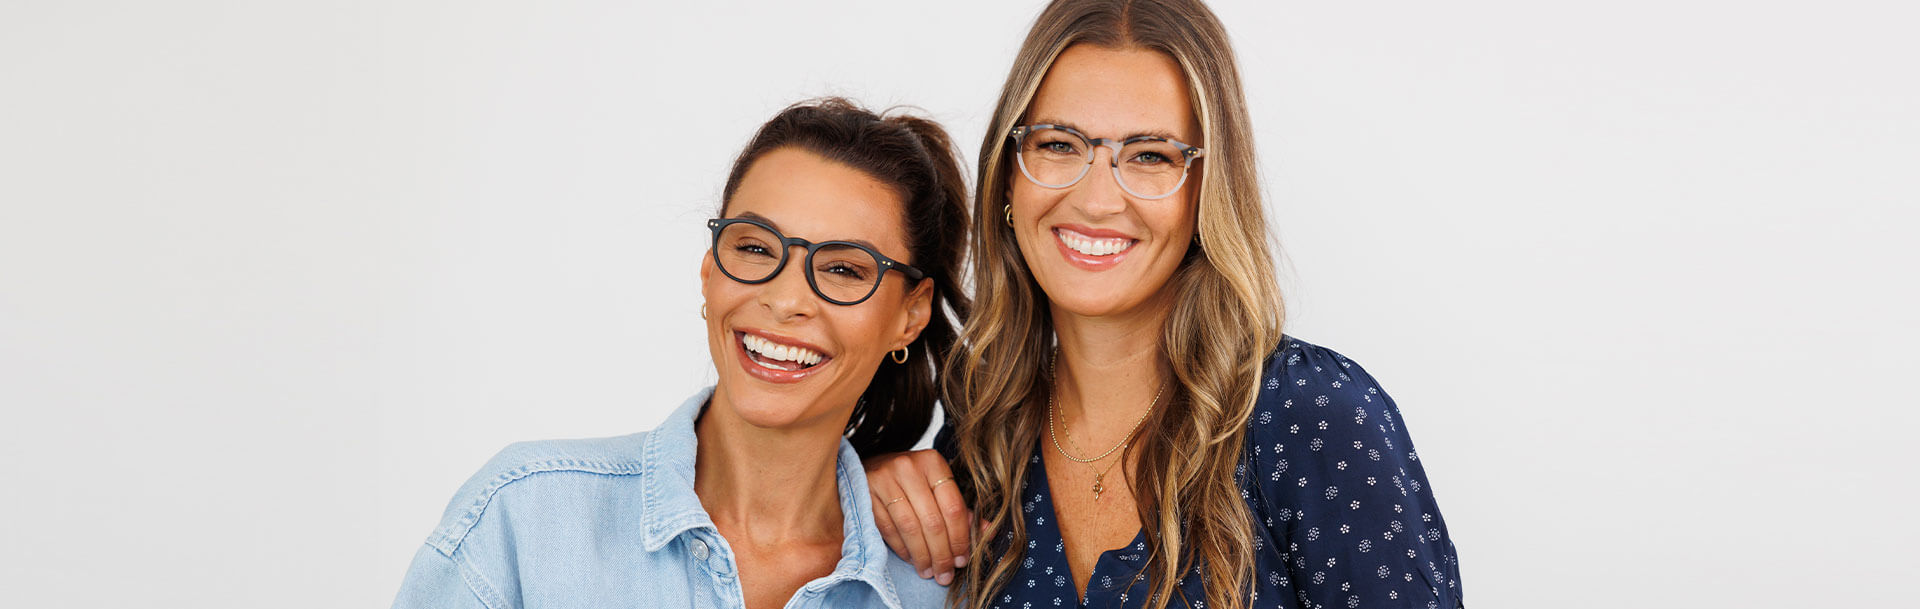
[391,543,496,609]
[1247,339,1463,609]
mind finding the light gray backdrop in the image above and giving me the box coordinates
[2,1,1914,607]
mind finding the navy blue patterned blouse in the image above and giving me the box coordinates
[983,337,1462,609]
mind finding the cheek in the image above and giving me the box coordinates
[1173,192,1201,238]
[1007,184,1066,258]
[834,302,903,356]
[702,280,754,326]
[1007,178,1058,217]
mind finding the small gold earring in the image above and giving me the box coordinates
[1004,204,1013,228]
[890,345,910,364]
[700,304,707,320]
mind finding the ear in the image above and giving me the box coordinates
[894,278,936,349]
[699,248,714,290]
[698,248,719,315]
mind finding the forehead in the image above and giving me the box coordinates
[725,147,911,257]
[1027,44,1198,143]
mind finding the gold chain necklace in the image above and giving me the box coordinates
[1046,351,1165,500]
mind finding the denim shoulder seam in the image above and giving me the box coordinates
[452,543,511,609]
[425,456,645,555]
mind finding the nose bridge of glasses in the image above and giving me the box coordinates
[1094,139,1126,168]
[777,238,820,283]
[1087,140,1140,198]
[761,242,822,306]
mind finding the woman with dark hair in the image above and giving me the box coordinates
[865,1,1462,608]
[391,98,970,609]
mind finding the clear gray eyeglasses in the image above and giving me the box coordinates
[1009,124,1205,200]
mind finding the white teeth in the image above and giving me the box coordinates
[741,333,824,367]
[1059,230,1131,256]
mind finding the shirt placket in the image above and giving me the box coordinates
[685,532,743,609]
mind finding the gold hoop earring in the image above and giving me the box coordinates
[700,304,707,320]
[1004,204,1013,228]
[890,345,910,364]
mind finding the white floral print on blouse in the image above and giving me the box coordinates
[984,337,1462,609]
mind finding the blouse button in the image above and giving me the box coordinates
[690,539,710,561]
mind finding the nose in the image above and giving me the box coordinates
[758,246,820,320]
[1073,144,1129,216]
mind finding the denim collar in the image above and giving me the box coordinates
[637,387,905,606]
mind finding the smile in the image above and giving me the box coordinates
[1055,227,1136,256]
[1051,226,1139,271]
[739,331,828,372]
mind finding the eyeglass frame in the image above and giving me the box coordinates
[706,217,928,306]
[1007,124,1206,200]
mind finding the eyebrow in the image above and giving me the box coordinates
[731,211,885,251]
[1032,117,1186,142]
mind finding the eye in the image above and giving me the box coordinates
[1041,141,1078,154]
[821,261,870,281]
[732,242,775,258]
[1129,151,1170,166]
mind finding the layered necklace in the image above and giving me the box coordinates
[1046,351,1165,501]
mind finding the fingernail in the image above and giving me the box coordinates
[920,568,932,579]
[953,556,969,569]
[937,571,954,586]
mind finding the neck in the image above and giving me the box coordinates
[1048,293,1173,440]
[693,387,847,548]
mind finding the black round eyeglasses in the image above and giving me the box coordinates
[707,217,926,306]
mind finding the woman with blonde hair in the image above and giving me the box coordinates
[864,1,1462,608]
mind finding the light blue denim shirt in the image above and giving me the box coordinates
[391,388,947,609]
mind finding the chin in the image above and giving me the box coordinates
[719,391,816,432]
[1043,274,1169,318]
[716,376,860,433]
[727,396,812,429]
[1048,294,1131,319]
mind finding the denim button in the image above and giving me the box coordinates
[690,539,710,561]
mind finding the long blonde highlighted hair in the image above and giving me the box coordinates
[946,1,1282,608]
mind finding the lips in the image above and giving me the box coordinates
[1051,226,1138,271]
[1056,227,1135,256]
[741,332,825,370]
[733,330,832,383]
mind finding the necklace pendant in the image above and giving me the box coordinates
[1091,473,1105,500]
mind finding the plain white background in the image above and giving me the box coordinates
[2,1,1915,606]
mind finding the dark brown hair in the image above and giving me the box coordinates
[718,98,973,458]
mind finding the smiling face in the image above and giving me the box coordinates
[701,147,933,433]
[1009,44,1202,320]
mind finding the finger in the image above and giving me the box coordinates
[914,451,973,570]
[885,458,946,579]
[864,452,916,563]
[868,478,910,562]
[897,453,958,583]
[931,474,972,568]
